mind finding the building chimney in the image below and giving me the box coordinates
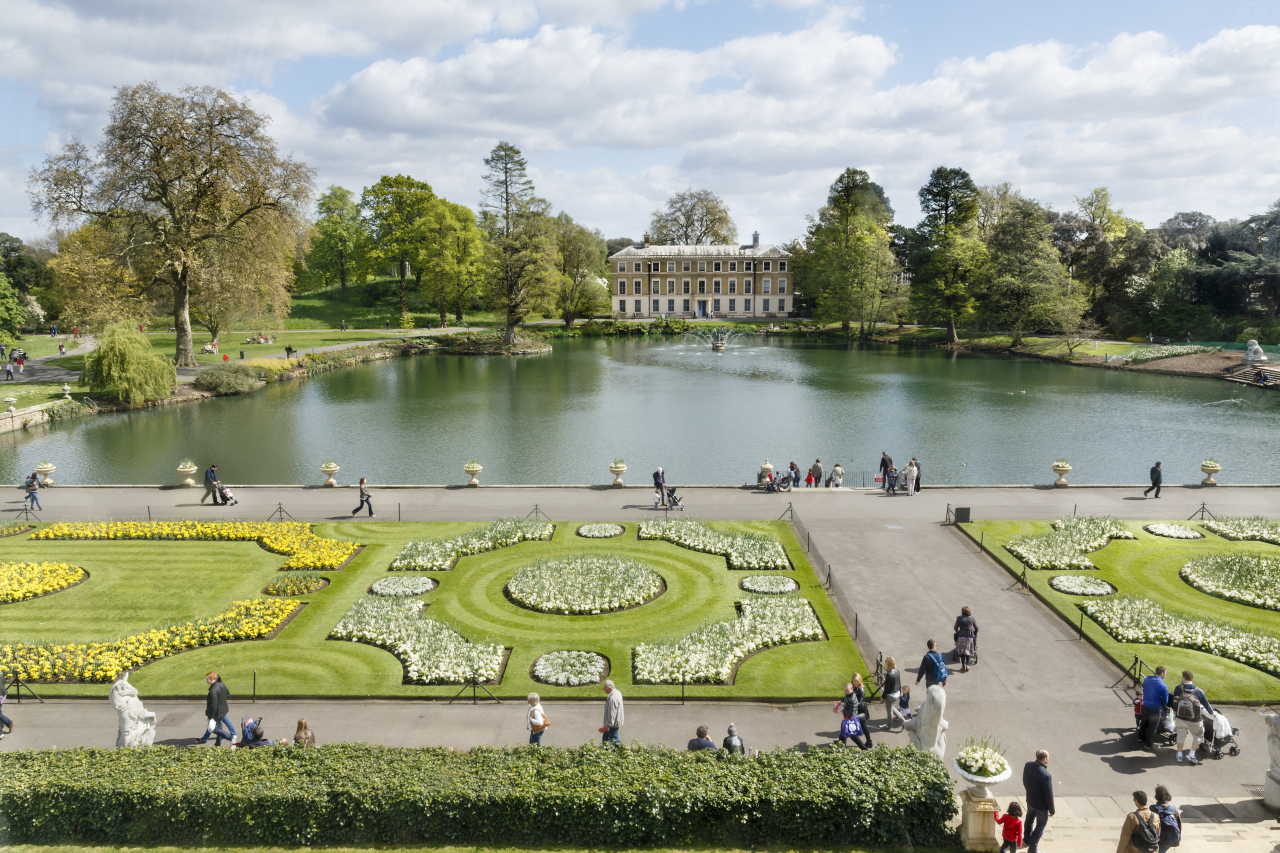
[752,231,759,248]
[642,231,650,248]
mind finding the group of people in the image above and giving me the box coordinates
[3,345,28,379]
[762,459,846,492]
[200,672,315,748]
[878,451,921,495]
[1139,666,1217,764]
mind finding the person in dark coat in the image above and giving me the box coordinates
[1140,666,1169,747]
[1144,461,1162,499]
[915,639,947,688]
[722,723,745,754]
[913,458,922,490]
[688,725,715,751]
[201,464,222,506]
[954,606,978,672]
[198,672,235,745]
[0,669,13,738]
[879,452,892,492]
[1022,750,1055,853]
[652,467,665,506]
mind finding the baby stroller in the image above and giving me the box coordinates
[1133,697,1175,745]
[664,486,686,511]
[217,483,239,507]
[1203,710,1241,759]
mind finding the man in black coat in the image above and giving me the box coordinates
[1022,749,1055,853]
[878,452,892,493]
[198,672,236,745]
[1144,461,1162,499]
[652,467,665,506]
[201,463,222,506]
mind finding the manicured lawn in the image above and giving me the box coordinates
[0,520,863,701]
[287,279,504,330]
[46,330,408,371]
[1,381,92,409]
[962,519,1280,702]
[8,335,90,360]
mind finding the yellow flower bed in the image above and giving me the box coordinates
[32,521,360,570]
[0,598,299,683]
[0,561,86,603]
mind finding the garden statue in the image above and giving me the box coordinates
[905,683,948,759]
[1265,714,1280,809]
[1243,339,1268,364]
[109,672,156,748]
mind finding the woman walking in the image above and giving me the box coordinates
[879,656,902,730]
[527,693,549,745]
[954,606,978,672]
[903,459,918,496]
[351,477,374,518]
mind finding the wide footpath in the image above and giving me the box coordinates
[4,484,1278,844]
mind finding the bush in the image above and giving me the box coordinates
[245,357,295,381]
[193,363,259,395]
[81,322,175,405]
[0,744,956,847]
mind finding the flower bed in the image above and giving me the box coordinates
[390,518,554,571]
[954,736,1009,778]
[1082,596,1280,678]
[371,576,438,597]
[32,521,360,570]
[1124,344,1220,364]
[507,555,663,614]
[638,519,788,569]
[1181,553,1280,611]
[0,598,298,683]
[1005,515,1134,569]
[1203,516,1280,546]
[577,523,623,539]
[0,561,86,603]
[330,597,504,684]
[263,574,327,596]
[1144,523,1203,540]
[531,650,608,686]
[741,575,799,595]
[1049,575,1114,596]
[634,598,824,684]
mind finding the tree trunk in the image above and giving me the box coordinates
[946,318,960,346]
[1011,327,1023,347]
[504,321,517,344]
[564,312,576,329]
[174,269,197,367]
[842,319,850,336]
[338,250,347,301]
[398,253,407,317]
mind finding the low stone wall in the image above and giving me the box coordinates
[0,400,61,435]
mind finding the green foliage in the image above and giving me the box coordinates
[192,363,259,395]
[43,398,89,423]
[0,271,27,334]
[81,322,175,405]
[0,744,957,847]
[305,185,370,295]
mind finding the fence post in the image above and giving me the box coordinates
[253,669,257,703]
[147,505,151,521]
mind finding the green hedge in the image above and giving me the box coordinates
[192,363,259,395]
[0,744,955,847]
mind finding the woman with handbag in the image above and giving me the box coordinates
[527,693,550,745]
[833,678,873,749]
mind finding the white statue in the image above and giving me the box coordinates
[1267,715,1280,780]
[1243,340,1268,364]
[109,672,156,748]
[904,683,949,759]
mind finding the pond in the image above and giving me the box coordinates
[3,338,1275,486]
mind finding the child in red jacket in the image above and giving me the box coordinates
[993,801,1023,853]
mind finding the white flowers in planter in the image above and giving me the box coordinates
[371,576,437,596]
[955,737,1010,778]
[532,650,608,686]
[741,575,799,595]
[1049,575,1115,596]
[1181,553,1280,611]
[1203,516,1280,546]
[638,518,788,570]
[1006,515,1134,570]
[390,518,554,570]
[330,597,504,684]
[507,555,663,614]
[1144,523,1203,540]
[633,597,823,684]
[577,523,624,539]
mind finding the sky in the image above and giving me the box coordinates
[2,0,1280,245]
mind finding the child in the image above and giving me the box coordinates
[804,470,815,488]
[653,488,662,510]
[897,686,912,720]
[993,802,1023,853]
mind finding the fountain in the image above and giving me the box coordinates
[688,326,742,350]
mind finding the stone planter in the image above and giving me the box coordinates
[62,384,71,400]
[953,761,1011,852]
[1051,464,1071,487]
[464,465,482,487]
[4,397,15,414]
[1200,464,1221,486]
[609,464,627,487]
[177,465,198,487]
[321,465,340,487]
[35,464,56,487]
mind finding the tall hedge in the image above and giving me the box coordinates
[0,744,955,847]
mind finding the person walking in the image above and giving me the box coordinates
[1022,750,1054,853]
[0,668,14,739]
[878,452,892,492]
[954,606,978,672]
[351,477,374,517]
[201,464,222,506]
[1151,785,1181,853]
[993,802,1023,853]
[1117,790,1161,853]
[878,656,903,730]
[810,459,823,489]
[526,693,549,745]
[789,461,800,488]
[25,471,41,511]
[1171,670,1214,764]
[804,469,814,488]
[1144,462,1162,499]
[915,639,948,689]
[653,467,665,506]
[833,677,873,749]
[4,361,11,381]
[1141,666,1170,748]
[722,723,745,754]
[600,679,623,744]
[912,457,922,492]
[197,672,235,746]
[903,459,918,497]
[340,319,346,331]
[831,462,844,488]
[687,725,715,751]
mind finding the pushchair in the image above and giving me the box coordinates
[217,483,239,507]
[1203,710,1241,759]
[1133,697,1175,745]
[664,486,686,511]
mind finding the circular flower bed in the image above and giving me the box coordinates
[1049,575,1115,596]
[507,555,663,614]
[531,650,609,686]
[1181,553,1280,611]
[741,575,799,594]
[0,561,86,603]
[263,573,327,596]
[1144,523,1203,540]
[371,576,438,597]
[577,523,624,538]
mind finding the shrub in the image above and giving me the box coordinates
[0,744,957,847]
[193,363,259,395]
[81,322,175,405]
[44,398,89,423]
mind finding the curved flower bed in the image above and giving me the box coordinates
[1181,553,1280,611]
[263,574,327,596]
[577,523,624,539]
[1006,515,1134,569]
[1082,596,1280,678]
[1203,516,1280,546]
[634,598,823,684]
[0,598,298,683]
[1124,344,1220,364]
[0,561,86,603]
[330,597,504,684]
[531,650,608,686]
[390,518,553,571]
[1049,575,1114,596]
[638,519,788,569]
[32,521,360,570]
[507,555,663,614]
[371,576,438,597]
[741,575,799,595]
[1144,523,1203,540]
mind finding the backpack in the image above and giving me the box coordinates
[1174,689,1202,722]
[1130,810,1161,853]
[1153,804,1180,847]
[928,651,948,683]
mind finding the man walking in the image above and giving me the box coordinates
[1022,749,1054,853]
[1144,461,1162,499]
[915,639,948,689]
[25,471,42,510]
[810,459,823,489]
[0,668,14,739]
[1171,670,1214,764]
[600,679,624,744]
[201,463,222,506]
[652,467,665,507]
[879,452,893,493]
[197,672,235,746]
[1141,665,1169,748]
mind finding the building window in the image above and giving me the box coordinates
[682,261,690,272]
[633,263,641,272]
[698,261,706,272]
[729,261,737,272]
[649,279,657,294]
[682,280,690,294]
[713,279,721,294]
[618,299,626,312]
[745,279,753,294]
[729,299,736,312]
[634,300,642,313]
[618,280,626,294]
[713,299,721,312]
[744,299,751,312]
[763,299,770,312]
[763,279,771,294]
[667,279,675,294]
[666,261,675,272]
[744,261,753,271]
[696,280,704,294]
[778,299,786,312]
[778,278,786,293]
[633,280,641,294]
[667,299,675,312]
[766,261,774,271]
[779,261,787,271]
[713,261,722,272]
[617,262,625,272]
[652,299,659,312]
[682,299,690,312]
[729,279,737,294]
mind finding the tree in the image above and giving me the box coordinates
[420,199,487,325]
[360,175,436,318]
[0,233,54,295]
[1075,187,1137,240]
[553,212,607,328]
[29,82,314,366]
[605,237,636,257]
[188,225,295,343]
[976,182,1022,242]
[908,166,986,344]
[917,167,980,234]
[0,272,26,336]
[46,222,150,328]
[980,198,1069,346]
[309,186,369,299]
[82,321,176,405]
[649,188,737,245]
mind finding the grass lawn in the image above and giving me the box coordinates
[2,381,92,409]
[962,519,1280,702]
[4,846,957,853]
[46,330,407,371]
[8,335,91,360]
[287,279,504,330]
[0,520,863,701]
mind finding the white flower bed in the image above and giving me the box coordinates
[638,518,788,570]
[1203,516,1280,546]
[634,598,823,684]
[1006,515,1134,570]
[1049,575,1115,596]
[532,650,608,686]
[955,737,1010,778]
[1124,344,1220,364]
[330,597,504,684]
[577,523,624,538]
[390,518,554,570]
[1144,523,1203,540]
[1181,553,1280,611]
[741,575,799,594]
[507,555,663,614]
[1082,596,1280,678]
[371,576,438,596]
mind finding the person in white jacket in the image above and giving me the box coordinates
[600,680,624,744]
[903,461,918,496]
[526,693,549,746]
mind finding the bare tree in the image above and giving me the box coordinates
[649,188,737,245]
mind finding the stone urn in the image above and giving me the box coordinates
[4,397,15,414]
[464,463,482,487]
[36,462,55,487]
[62,383,71,400]
[1052,463,1072,487]
[1200,462,1221,486]
[609,462,627,487]
[176,464,198,487]
[321,464,340,487]
[953,760,1012,852]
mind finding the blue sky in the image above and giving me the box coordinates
[2,0,1279,242]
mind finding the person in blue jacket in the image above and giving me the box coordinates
[1141,666,1169,748]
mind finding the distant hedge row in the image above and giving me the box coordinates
[0,744,955,847]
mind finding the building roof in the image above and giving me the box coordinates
[608,243,792,260]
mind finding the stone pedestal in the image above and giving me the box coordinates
[610,466,626,487]
[1266,771,1280,811]
[959,788,1001,851]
